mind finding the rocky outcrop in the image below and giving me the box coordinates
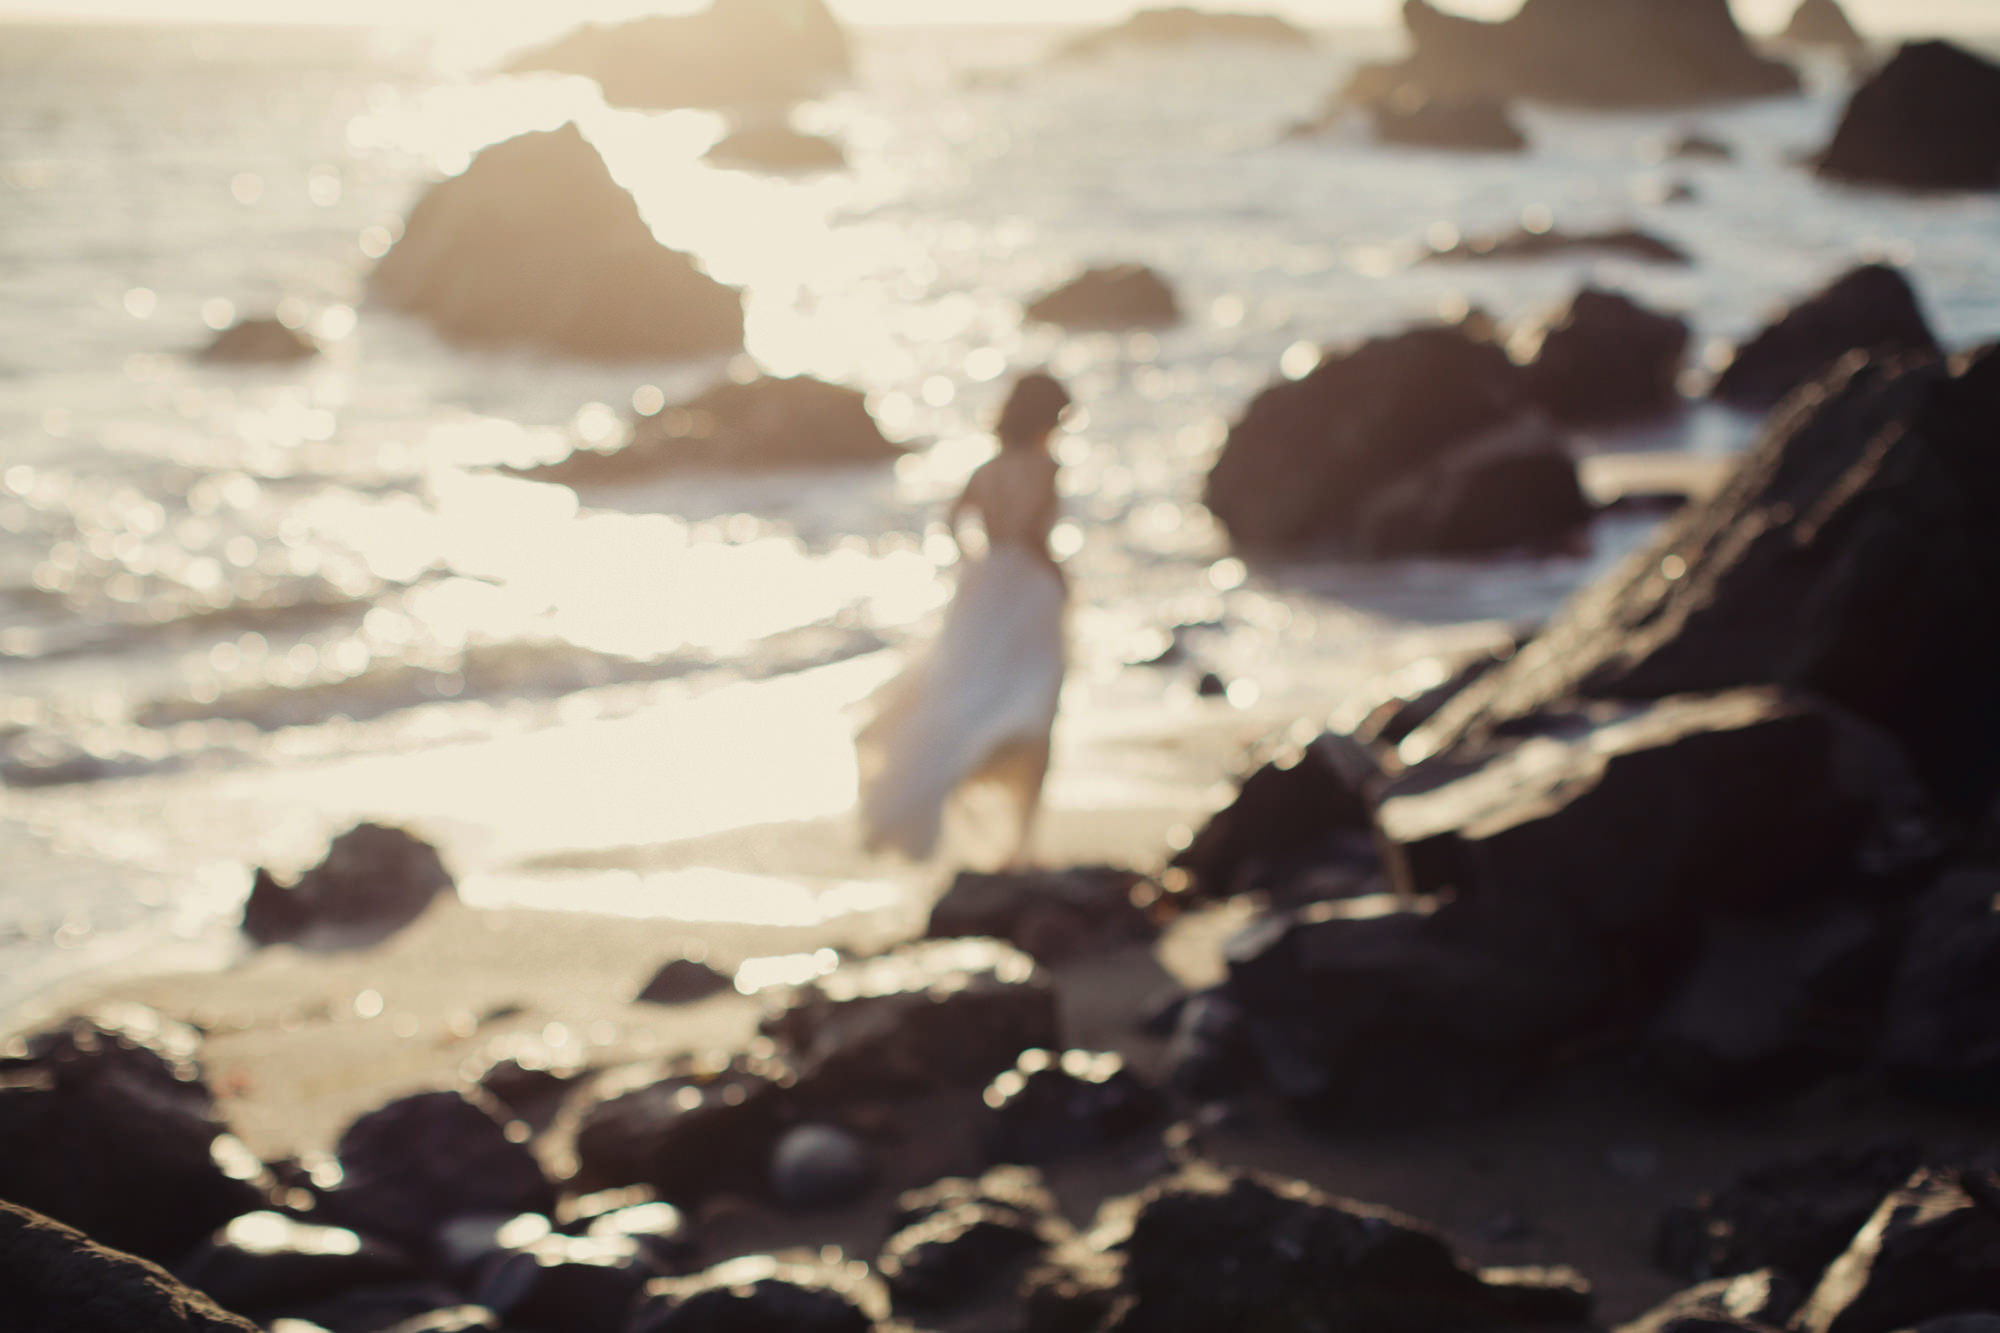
[1518,287,1689,423]
[0,1011,269,1262]
[507,0,849,110]
[197,316,317,364]
[1348,0,1798,109]
[1025,264,1181,329]
[1352,418,1592,559]
[0,1201,261,1333]
[243,823,455,946]
[1795,1167,2000,1333]
[705,124,847,172]
[1171,731,1378,902]
[1057,8,1312,60]
[1816,42,2000,191]
[1369,91,1527,153]
[1425,224,1690,265]
[1781,0,1866,51]
[517,376,899,484]
[370,124,743,360]
[1710,265,1939,411]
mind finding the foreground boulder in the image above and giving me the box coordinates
[243,822,455,945]
[628,1254,884,1333]
[1516,287,1689,424]
[1795,1167,2000,1333]
[1816,42,2000,191]
[1351,418,1591,559]
[507,0,849,110]
[0,1010,269,1261]
[0,1201,261,1333]
[197,316,317,365]
[704,124,846,172]
[1203,324,1529,552]
[1425,224,1689,266]
[1347,0,1797,109]
[1025,264,1180,329]
[1882,866,2000,1104]
[521,376,897,486]
[557,1049,795,1202]
[1025,1162,1592,1332]
[981,1049,1166,1164]
[370,124,743,360]
[1057,7,1311,60]
[1710,264,1939,411]
[1781,0,1866,51]
[1170,730,1378,902]
[177,1212,420,1325]
[880,1167,1066,1313]
[1618,1270,1806,1333]
[1411,344,2000,814]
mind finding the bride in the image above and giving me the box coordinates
[857,372,1074,868]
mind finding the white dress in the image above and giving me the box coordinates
[857,447,1066,863]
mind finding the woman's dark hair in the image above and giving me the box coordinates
[995,371,1071,448]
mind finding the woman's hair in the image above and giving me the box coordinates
[995,371,1071,448]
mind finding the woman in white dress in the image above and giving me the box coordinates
[856,372,1074,868]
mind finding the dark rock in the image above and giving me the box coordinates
[177,1212,418,1323]
[244,823,455,946]
[380,1312,501,1333]
[1518,287,1689,424]
[1026,1162,1594,1333]
[890,1164,1060,1233]
[769,1122,875,1209]
[516,375,898,483]
[1650,903,1894,1098]
[198,317,318,365]
[1795,1167,2000,1333]
[1618,1269,1806,1333]
[1057,7,1312,60]
[1426,225,1691,266]
[433,1212,552,1284]
[558,1049,794,1203]
[316,1090,554,1251]
[1782,0,1866,51]
[627,1255,883,1333]
[636,957,734,1005]
[0,1200,261,1332]
[761,938,1061,1100]
[1025,263,1181,329]
[1166,988,1260,1101]
[1817,42,2000,191]
[1204,324,1528,552]
[0,1010,269,1262]
[370,124,742,359]
[705,124,846,171]
[1196,670,1228,698]
[1411,345,2000,817]
[1883,866,2000,1104]
[1352,417,1591,559]
[507,0,849,110]
[878,1203,1051,1312]
[1710,264,1940,411]
[282,1282,471,1333]
[578,1202,698,1271]
[471,1036,591,1130]
[927,865,1156,962]
[983,1049,1166,1164]
[1348,0,1798,109]
[1655,1141,1928,1285]
[1370,90,1527,153]
[1172,730,1379,899]
[1669,132,1734,161]
[476,1233,661,1333]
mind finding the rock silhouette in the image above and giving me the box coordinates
[197,316,317,364]
[1816,42,2000,191]
[705,124,847,172]
[1782,0,1866,51]
[1057,7,1312,60]
[1710,264,1939,411]
[1025,264,1181,329]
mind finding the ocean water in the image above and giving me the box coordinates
[4,18,1998,1016]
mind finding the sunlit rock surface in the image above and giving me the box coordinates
[0,1201,261,1333]
[507,0,849,110]
[370,124,743,360]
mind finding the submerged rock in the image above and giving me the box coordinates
[1351,417,1591,560]
[762,938,1061,1100]
[1710,264,1939,411]
[1516,286,1689,424]
[1795,1167,2000,1333]
[197,316,317,364]
[1057,7,1312,60]
[518,375,898,484]
[705,124,846,171]
[507,0,849,110]
[627,1254,884,1333]
[1781,0,1866,51]
[243,823,455,946]
[1370,91,1527,153]
[0,1010,269,1262]
[1816,41,2000,191]
[926,865,1157,962]
[1025,263,1181,329]
[0,1200,261,1333]
[1027,1162,1593,1333]
[982,1049,1166,1164]
[1425,224,1690,266]
[370,124,743,360]
[177,1212,418,1324]
[1348,0,1797,109]
[317,1090,554,1250]
[560,1050,795,1203]
[1655,1141,1929,1285]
